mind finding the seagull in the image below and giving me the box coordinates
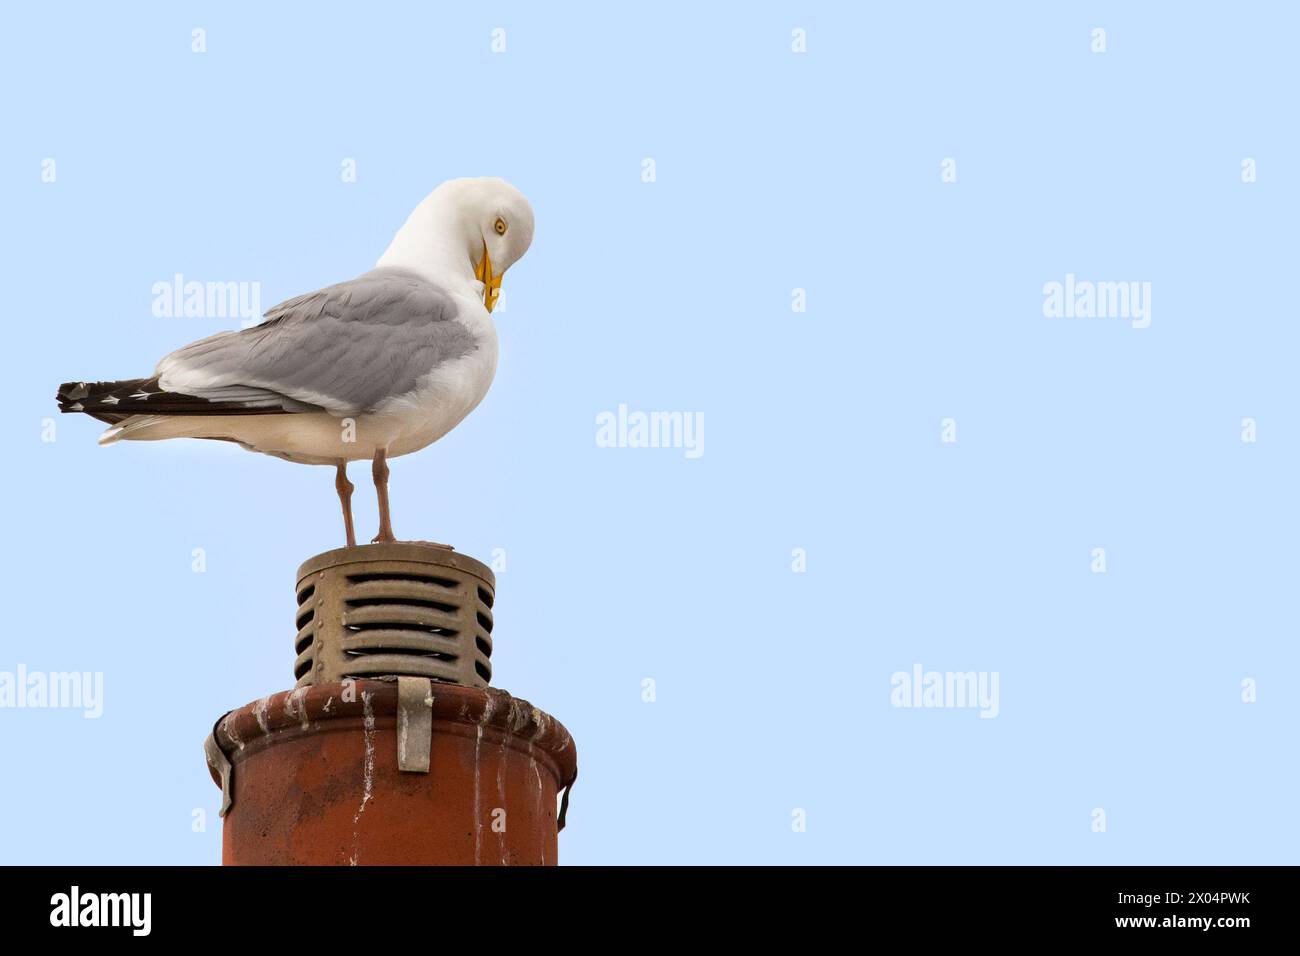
[56,177,534,546]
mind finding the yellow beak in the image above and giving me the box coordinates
[474,241,502,313]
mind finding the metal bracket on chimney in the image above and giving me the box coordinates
[396,676,434,773]
[204,729,234,817]
[558,775,575,832]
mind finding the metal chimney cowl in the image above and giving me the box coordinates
[203,542,578,866]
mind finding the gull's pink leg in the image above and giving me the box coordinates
[372,448,396,543]
[335,462,356,548]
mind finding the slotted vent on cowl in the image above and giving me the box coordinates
[293,543,494,689]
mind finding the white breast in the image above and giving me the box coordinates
[379,325,499,458]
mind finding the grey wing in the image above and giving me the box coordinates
[155,268,477,416]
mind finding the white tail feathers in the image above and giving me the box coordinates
[98,415,171,445]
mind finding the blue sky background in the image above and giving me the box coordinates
[1,2,1296,864]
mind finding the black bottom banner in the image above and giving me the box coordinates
[0,865,1280,942]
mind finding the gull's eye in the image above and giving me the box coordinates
[494,217,508,236]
